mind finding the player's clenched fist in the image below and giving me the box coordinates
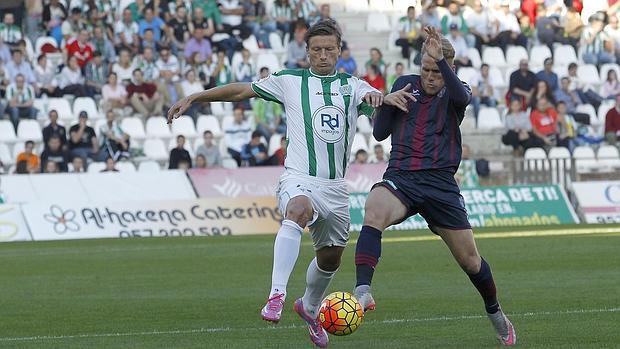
[383,83,417,112]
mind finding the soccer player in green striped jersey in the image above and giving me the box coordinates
[168,20,383,347]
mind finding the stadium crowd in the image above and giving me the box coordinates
[1,0,620,174]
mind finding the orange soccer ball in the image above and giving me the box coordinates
[318,291,364,336]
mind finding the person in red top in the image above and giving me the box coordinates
[530,97,558,147]
[65,29,93,67]
[127,69,164,118]
[273,135,287,166]
[363,64,386,93]
[605,94,620,146]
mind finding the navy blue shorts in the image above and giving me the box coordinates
[372,169,471,232]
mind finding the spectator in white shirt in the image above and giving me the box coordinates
[220,0,249,38]
[115,8,139,52]
[492,2,527,53]
[34,54,57,97]
[224,105,253,166]
[465,0,495,53]
[179,69,206,120]
[112,48,135,84]
[605,13,620,63]
[471,63,498,121]
[57,55,95,97]
[234,48,255,82]
[6,73,37,129]
[102,72,128,112]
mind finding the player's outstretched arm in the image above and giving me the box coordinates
[167,83,257,124]
[373,82,416,141]
[424,26,471,106]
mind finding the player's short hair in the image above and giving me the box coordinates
[304,19,342,48]
[421,34,455,62]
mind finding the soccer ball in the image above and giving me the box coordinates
[319,291,364,336]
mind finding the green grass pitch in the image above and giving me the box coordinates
[0,225,619,348]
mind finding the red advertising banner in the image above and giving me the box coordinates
[188,164,388,198]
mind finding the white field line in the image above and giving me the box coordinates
[2,226,617,258]
[1,307,617,342]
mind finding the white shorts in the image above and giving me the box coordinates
[277,171,350,250]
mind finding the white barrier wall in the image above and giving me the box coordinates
[572,181,620,224]
[1,171,196,204]
[0,204,32,242]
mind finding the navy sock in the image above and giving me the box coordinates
[355,225,382,287]
[468,257,499,314]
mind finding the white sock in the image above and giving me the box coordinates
[269,219,303,297]
[302,258,336,318]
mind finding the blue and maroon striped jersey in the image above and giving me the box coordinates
[373,59,472,174]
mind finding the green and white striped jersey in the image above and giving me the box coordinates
[251,68,378,179]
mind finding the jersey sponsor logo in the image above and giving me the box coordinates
[312,105,346,143]
[316,91,339,96]
[339,84,352,96]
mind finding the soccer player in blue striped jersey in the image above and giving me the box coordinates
[168,20,383,348]
[353,27,516,346]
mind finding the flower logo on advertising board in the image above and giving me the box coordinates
[44,205,79,234]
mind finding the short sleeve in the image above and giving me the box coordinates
[353,78,379,107]
[251,74,285,105]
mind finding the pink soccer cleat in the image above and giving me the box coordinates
[294,298,329,348]
[261,293,285,323]
[488,310,517,346]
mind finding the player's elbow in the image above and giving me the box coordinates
[372,128,389,142]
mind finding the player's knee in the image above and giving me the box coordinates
[285,202,313,227]
[459,253,482,274]
[316,248,343,271]
[363,201,391,230]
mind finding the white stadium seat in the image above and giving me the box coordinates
[466,48,481,68]
[0,120,18,143]
[548,147,572,185]
[121,117,146,140]
[576,104,598,124]
[242,35,260,53]
[11,142,25,161]
[572,146,597,173]
[145,117,172,139]
[524,147,548,171]
[221,115,234,131]
[350,133,369,158]
[268,135,283,156]
[482,47,506,68]
[368,135,392,155]
[196,115,222,138]
[138,160,161,172]
[505,46,529,67]
[116,161,137,173]
[211,101,233,116]
[597,145,620,172]
[269,32,284,52]
[73,97,100,119]
[0,143,12,165]
[457,67,478,86]
[33,98,48,116]
[529,45,552,67]
[369,0,393,11]
[357,116,373,135]
[488,66,506,88]
[598,101,615,122]
[256,52,281,75]
[47,98,73,121]
[553,45,577,66]
[171,115,198,138]
[143,139,169,161]
[477,108,503,129]
[577,64,601,86]
[87,162,106,173]
[346,0,369,12]
[222,158,239,169]
[17,120,43,142]
[599,63,620,84]
[366,13,391,32]
[548,147,571,159]
[35,36,58,54]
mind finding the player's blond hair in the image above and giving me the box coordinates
[421,34,455,63]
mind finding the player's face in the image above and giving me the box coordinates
[307,35,340,76]
[420,54,445,95]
